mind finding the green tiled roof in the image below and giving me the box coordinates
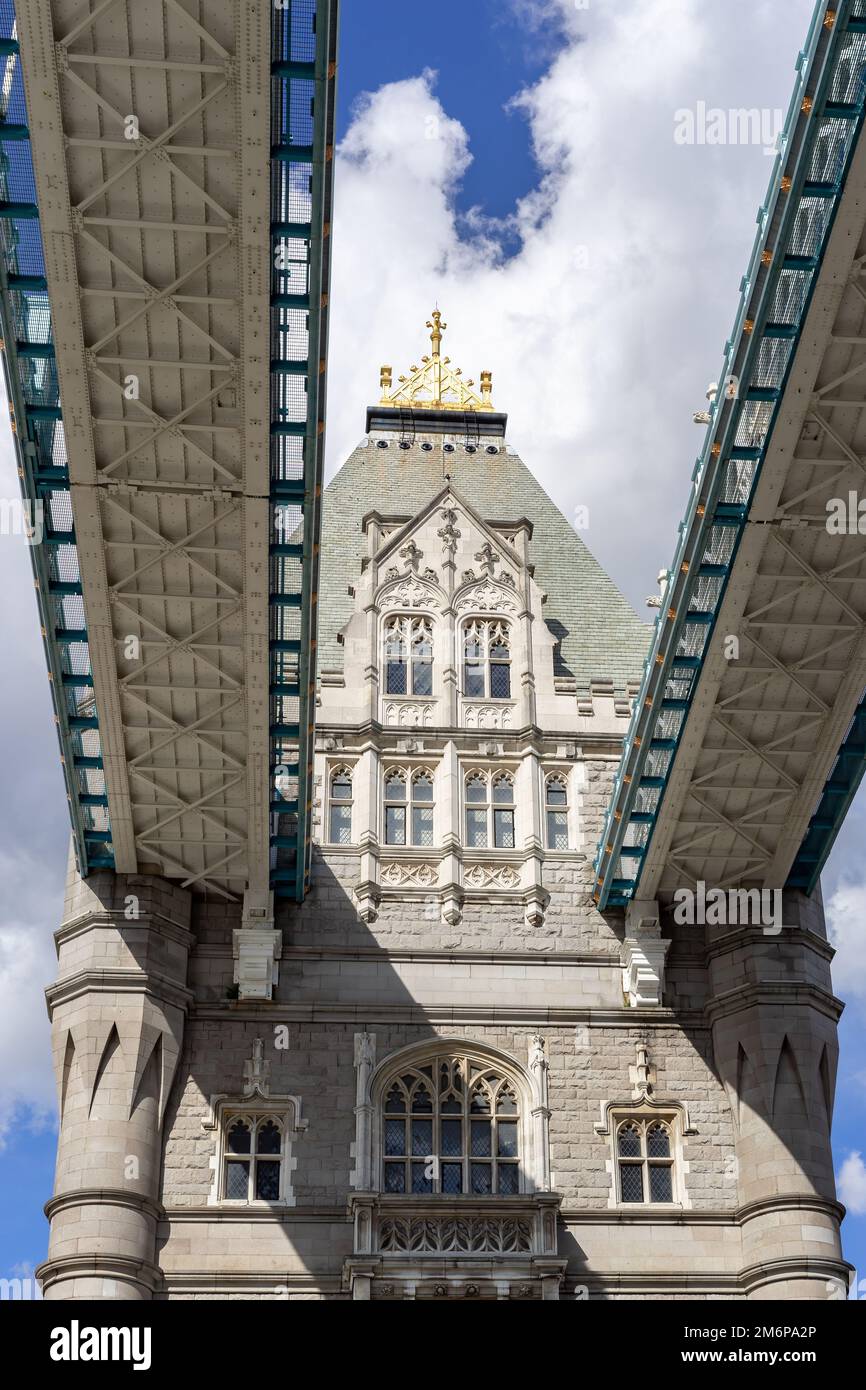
[318,434,651,694]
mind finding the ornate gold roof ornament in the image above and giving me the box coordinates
[378,309,494,412]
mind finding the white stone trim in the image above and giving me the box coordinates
[621,898,670,1007]
[324,759,358,846]
[350,1031,377,1190]
[202,1093,307,1209]
[232,926,282,1001]
[594,1095,696,1211]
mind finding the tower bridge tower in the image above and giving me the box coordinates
[40,312,847,1300]
[7,0,862,1305]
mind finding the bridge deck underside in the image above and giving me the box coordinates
[645,150,866,898]
[17,0,279,899]
[597,6,866,908]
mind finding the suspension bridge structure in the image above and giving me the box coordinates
[2,0,864,1303]
[1,0,336,910]
[596,2,866,915]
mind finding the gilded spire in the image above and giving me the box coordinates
[427,308,446,357]
[378,309,494,412]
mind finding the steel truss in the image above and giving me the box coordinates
[4,0,337,899]
[597,0,866,907]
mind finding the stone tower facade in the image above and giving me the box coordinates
[37,325,849,1301]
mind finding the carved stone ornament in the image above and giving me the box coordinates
[399,540,423,571]
[475,542,500,576]
[380,574,441,610]
[463,703,513,730]
[380,862,438,888]
[464,863,520,889]
[384,702,434,728]
[455,580,516,614]
[379,1214,533,1255]
[438,508,461,554]
[242,1037,271,1098]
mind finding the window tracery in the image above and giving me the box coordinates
[615,1117,676,1204]
[381,1056,521,1196]
[328,766,353,844]
[463,620,511,700]
[545,774,569,850]
[221,1113,288,1203]
[384,616,434,696]
[465,770,516,849]
[383,767,435,846]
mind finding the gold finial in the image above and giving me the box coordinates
[426,308,447,357]
[377,309,494,412]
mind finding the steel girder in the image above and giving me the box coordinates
[597,0,866,908]
[4,0,337,900]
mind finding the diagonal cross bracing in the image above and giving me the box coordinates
[5,0,338,899]
[597,0,866,908]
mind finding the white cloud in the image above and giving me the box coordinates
[838,1151,866,1215]
[0,400,67,1149]
[827,882,866,1005]
[328,0,816,610]
[0,847,62,1147]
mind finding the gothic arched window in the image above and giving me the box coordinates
[462,620,511,699]
[382,1057,521,1195]
[222,1114,287,1202]
[410,770,434,846]
[465,771,489,848]
[384,616,433,696]
[465,770,516,849]
[492,772,516,848]
[384,769,407,844]
[545,774,569,850]
[411,622,433,696]
[328,766,353,844]
[616,1118,675,1204]
[384,768,435,846]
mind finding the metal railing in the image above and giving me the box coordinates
[1,0,338,897]
[596,1,866,909]
[269,0,338,899]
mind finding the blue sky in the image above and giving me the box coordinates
[337,0,558,232]
[0,0,864,1297]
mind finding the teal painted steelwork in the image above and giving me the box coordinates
[596,0,866,910]
[268,0,339,900]
[787,698,866,892]
[0,7,113,876]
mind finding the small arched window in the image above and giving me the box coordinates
[489,625,511,698]
[465,772,488,848]
[545,774,569,850]
[384,768,435,846]
[463,620,511,700]
[385,621,407,695]
[328,767,353,844]
[410,770,434,846]
[465,771,515,849]
[223,1114,286,1202]
[384,769,407,844]
[382,1056,521,1195]
[616,1118,675,1204]
[384,616,433,696]
[412,623,433,696]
